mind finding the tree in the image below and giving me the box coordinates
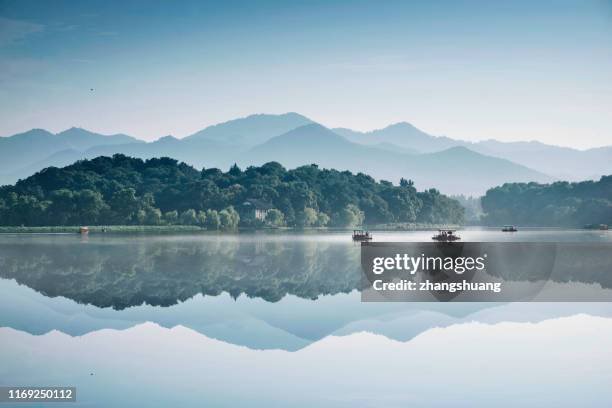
[48,189,76,225]
[196,210,207,226]
[219,206,240,229]
[228,163,242,177]
[110,188,139,223]
[315,212,330,227]
[75,189,107,224]
[332,204,364,227]
[265,209,285,227]
[145,207,162,225]
[180,209,198,225]
[0,154,469,228]
[163,210,178,224]
[205,209,221,230]
[295,207,318,227]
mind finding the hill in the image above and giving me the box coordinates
[0,154,465,227]
[0,128,142,185]
[481,176,612,226]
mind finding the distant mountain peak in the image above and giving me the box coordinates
[11,128,54,137]
[382,121,421,131]
[157,135,179,143]
[275,123,344,139]
[184,112,315,146]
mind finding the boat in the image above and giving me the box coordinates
[432,229,460,242]
[352,230,372,241]
[79,226,89,234]
[502,225,518,232]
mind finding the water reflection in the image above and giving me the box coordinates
[1,231,612,309]
[0,234,361,309]
[2,231,612,407]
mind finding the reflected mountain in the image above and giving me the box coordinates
[2,233,612,351]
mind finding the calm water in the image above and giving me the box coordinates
[1,229,612,407]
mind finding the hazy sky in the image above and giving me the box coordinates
[0,0,611,148]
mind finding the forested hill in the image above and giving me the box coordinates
[0,154,465,228]
[481,176,612,227]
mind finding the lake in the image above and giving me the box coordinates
[1,228,612,407]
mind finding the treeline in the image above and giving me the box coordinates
[481,176,612,227]
[0,154,464,228]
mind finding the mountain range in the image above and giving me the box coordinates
[1,112,609,195]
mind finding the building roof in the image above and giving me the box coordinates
[242,198,273,210]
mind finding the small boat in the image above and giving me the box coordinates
[79,226,89,234]
[432,229,460,242]
[502,225,518,232]
[352,230,372,241]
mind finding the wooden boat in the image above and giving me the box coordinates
[502,225,518,232]
[432,229,460,242]
[352,230,372,241]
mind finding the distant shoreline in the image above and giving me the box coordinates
[1,224,598,234]
[0,224,464,234]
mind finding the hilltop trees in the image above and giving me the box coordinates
[481,177,612,226]
[0,154,465,228]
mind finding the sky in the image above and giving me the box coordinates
[0,0,611,149]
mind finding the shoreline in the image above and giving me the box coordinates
[0,224,461,234]
[0,224,591,234]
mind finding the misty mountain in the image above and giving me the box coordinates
[55,127,140,150]
[183,112,313,147]
[246,124,550,195]
[0,113,551,194]
[469,140,612,181]
[0,128,142,184]
[334,122,460,153]
[0,113,315,184]
[337,123,612,181]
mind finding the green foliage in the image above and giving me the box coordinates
[332,204,365,227]
[219,206,240,230]
[196,210,207,226]
[481,177,612,227]
[163,210,178,224]
[109,188,139,223]
[265,209,285,227]
[144,207,162,225]
[205,209,221,230]
[315,212,330,227]
[179,209,199,225]
[416,189,465,225]
[0,154,465,227]
[295,207,317,227]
